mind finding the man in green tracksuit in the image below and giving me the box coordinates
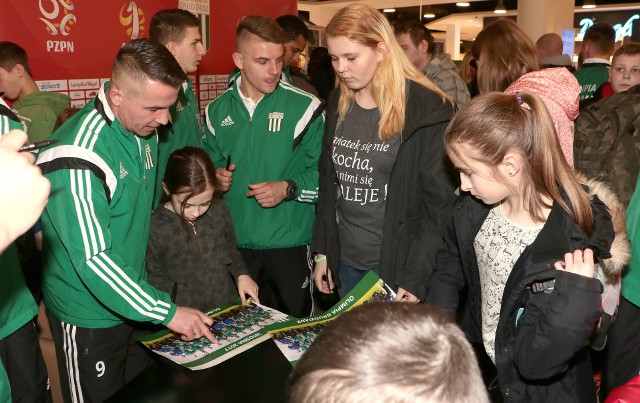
[0,99,50,402]
[574,22,615,104]
[37,39,216,403]
[204,16,323,317]
[150,9,206,210]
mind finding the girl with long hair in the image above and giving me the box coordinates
[311,4,456,302]
[146,147,259,312]
[426,92,629,401]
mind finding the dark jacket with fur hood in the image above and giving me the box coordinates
[312,80,456,299]
[426,178,630,402]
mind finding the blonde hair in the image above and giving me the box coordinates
[445,92,593,233]
[287,303,488,403]
[325,4,447,141]
[458,52,476,85]
[471,19,539,93]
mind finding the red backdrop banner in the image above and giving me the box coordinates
[1,0,296,108]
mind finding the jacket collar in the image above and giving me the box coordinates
[96,82,115,126]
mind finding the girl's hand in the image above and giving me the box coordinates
[237,274,259,304]
[313,257,334,294]
[395,287,420,303]
[554,248,595,278]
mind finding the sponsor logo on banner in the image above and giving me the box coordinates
[69,79,100,90]
[70,91,85,99]
[268,112,284,132]
[179,0,210,50]
[70,99,86,108]
[120,1,145,40]
[39,0,77,36]
[37,80,69,91]
[39,0,77,53]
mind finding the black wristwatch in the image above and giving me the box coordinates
[285,180,298,201]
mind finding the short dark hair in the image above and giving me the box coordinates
[393,18,435,55]
[236,16,287,47]
[112,39,187,88]
[150,9,200,45]
[275,15,310,42]
[287,303,489,403]
[584,22,616,55]
[0,41,31,76]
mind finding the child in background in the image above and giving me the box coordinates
[146,147,259,312]
[426,91,629,402]
[609,42,640,94]
[287,303,489,403]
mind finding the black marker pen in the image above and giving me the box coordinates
[19,139,59,152]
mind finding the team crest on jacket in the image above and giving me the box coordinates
[175,101,184,112]
[145,144,154,169]
[268,112,284,132]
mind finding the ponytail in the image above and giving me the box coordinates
[445,92,592,233]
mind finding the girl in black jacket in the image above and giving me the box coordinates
[427,91,629,402]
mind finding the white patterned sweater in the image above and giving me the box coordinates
[474,205,543,364]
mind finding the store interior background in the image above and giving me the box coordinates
[0,0,638,111]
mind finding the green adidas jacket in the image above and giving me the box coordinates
[0,100,39,402]
[624,173,640,307]
[153,78,203,210]
[203,78,323,249]
[12,90,70,142]
[0,102,39,340]
[37,83,176,328]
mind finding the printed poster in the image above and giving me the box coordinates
[266,271,396,366]
[137,272,396,369]
[137,301,289,371]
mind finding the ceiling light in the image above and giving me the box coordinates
[383,8,396,13]
[424,13,436,18]
[456,2,471,6]
[582,0,596,8]
[494,0,506,14]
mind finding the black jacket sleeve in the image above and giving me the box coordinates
[513,270,602,380]
[424,216,466,312]
[399,121,457,300]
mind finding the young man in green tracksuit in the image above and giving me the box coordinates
[0,99,50,402]
[0,41,70,142]
[150,9,206,210]
[204,16,324,318]
[228,15,318,97]
[37,39,216,403]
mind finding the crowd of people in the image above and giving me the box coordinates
[1,4,640,402]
